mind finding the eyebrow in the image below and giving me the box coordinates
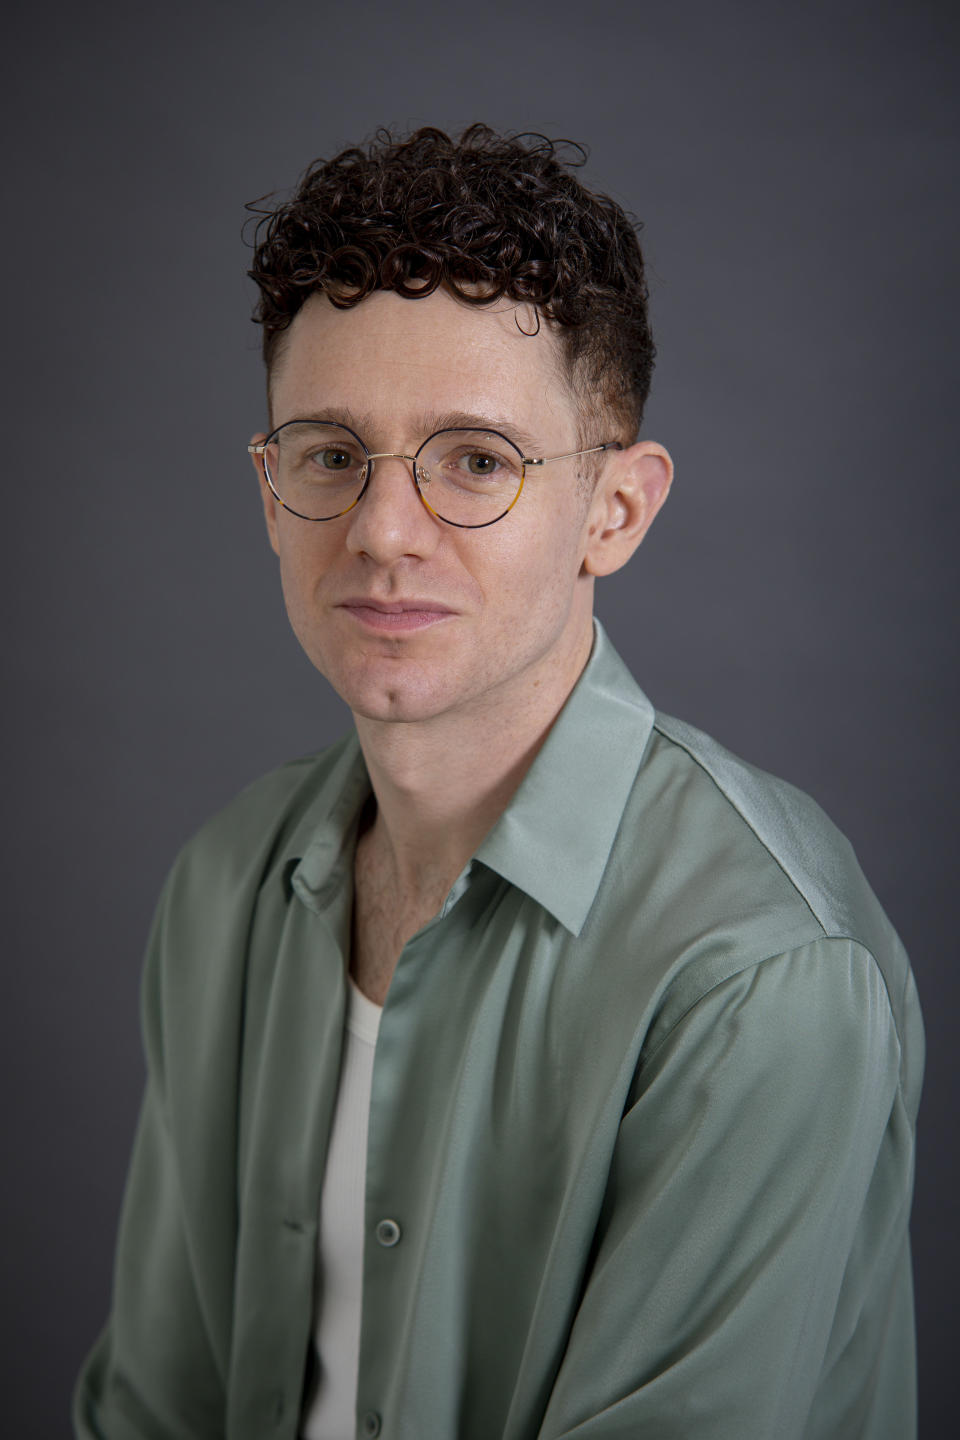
[283,407,543,456]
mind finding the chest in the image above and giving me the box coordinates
[350,847,450,1005]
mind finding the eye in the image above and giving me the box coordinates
[461,450,500,476]
[314,447,354,471]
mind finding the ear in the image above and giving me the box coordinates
[582,441,673,578]
[250,432,281,557]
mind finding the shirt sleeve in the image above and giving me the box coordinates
[72,878,230,1440]
[537,937,918,1440]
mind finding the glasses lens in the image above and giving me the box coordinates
[416,430,524,526]
[264,422,367,519]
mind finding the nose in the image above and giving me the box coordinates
[344,453,442,564]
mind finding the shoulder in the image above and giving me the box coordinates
[650,712,878,942]
[164,731,358,906]
[598,707,921,1092]
[140,734,360,1060]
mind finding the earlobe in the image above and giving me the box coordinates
[582,441,673,578]
[250,433,281,557]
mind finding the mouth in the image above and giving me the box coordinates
[337,598,456,633]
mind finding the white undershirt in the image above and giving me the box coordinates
[301,977,382,1440]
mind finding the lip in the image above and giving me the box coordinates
[337,598,456,632]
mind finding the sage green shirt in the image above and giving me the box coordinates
[74,623,923,1440]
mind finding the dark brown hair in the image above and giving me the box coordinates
[247,124,655,440]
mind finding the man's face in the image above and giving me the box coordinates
[255,288,611,732]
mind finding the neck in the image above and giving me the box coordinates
[352,621,595,897]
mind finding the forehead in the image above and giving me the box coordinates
[269,289,579,442]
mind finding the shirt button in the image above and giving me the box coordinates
[361,1411,382,1437]
[375,1218,401,1247]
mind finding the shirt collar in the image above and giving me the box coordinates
[289,620,655,936]
[288,733,371,914]
[474,620,654,935]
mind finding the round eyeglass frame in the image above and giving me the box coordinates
[248,420,623,530]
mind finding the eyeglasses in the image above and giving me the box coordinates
[248,420,622,529]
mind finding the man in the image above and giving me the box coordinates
[75,125,923,1439]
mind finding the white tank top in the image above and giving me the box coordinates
[301,977,382,1439]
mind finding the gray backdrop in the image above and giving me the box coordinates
[4,0,957,1433]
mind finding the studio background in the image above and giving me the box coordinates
[4,0,956,1433]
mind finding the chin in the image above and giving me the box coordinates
[322,657,458,725]
[348,681,461,725]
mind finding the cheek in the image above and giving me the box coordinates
[477,522,583,629]
[274,531,333,634]
[276,537,309,608]
[276,521,333,584]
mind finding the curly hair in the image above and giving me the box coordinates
[247,124,655,441]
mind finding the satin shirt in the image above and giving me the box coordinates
[74,622,923,1439]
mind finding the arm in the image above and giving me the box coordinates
[73,871,235,1440]
[72,1086,228,1439]
[538,939,919,1439]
